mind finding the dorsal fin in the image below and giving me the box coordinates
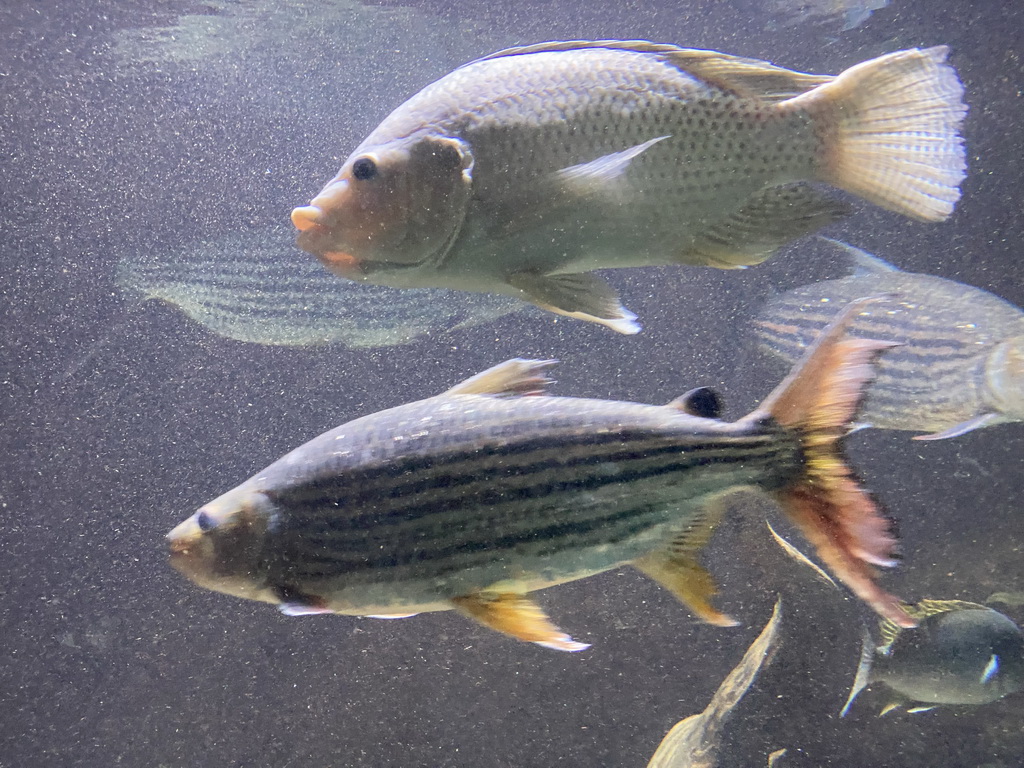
[874,597,983,650]
[444,358,558,397]
[472,40,834,102]
[668,387,723,419]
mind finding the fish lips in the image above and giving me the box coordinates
[166,517,209,576]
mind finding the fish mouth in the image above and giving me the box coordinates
[166,519,203,570]
[290,203,448,275]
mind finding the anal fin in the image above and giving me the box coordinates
[507,271,641,334]
[912,413,998,440]
[633,496,738,627]
[681,183,851,268]
[450,592,589,652]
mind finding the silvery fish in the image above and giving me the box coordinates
[841,600,1024,716]
[292,40,966,333]
[754,239,1024,439]
[765,0,889,31]
[167,299,913,652]
[647,600,783,768]
[116,227,524,348]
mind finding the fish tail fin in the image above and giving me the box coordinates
[792,46,967,222]
[840,626,877,717]
[753,297,915,629]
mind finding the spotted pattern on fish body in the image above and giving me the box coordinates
[293,41,966,332]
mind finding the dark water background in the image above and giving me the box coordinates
[1,1,1021,765]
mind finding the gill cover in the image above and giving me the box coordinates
[985,335,1024,418]
[292,136,474,278]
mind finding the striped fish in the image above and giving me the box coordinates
[168,299,911,651]
[754,239,1024,439]
[116,226,525,348]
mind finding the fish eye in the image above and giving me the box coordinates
[196,510,216,532]
[351,157,378,181]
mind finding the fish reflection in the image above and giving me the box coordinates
[116,226,525,348]
[167,300,912,652]
[841,600,1024,716]
[755,240,1024,439]
[293,41,966,332]
[647,600,784,768]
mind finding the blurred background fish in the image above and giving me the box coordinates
[764,0,890,31]
[841,600,1024,717]
[754,239,1024,439]
[116,226,526,348]
[647,600,784,768]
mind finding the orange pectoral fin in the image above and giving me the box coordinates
[451,592,590,652]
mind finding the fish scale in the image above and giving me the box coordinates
[293,41,966,332]
[169,305,917,648]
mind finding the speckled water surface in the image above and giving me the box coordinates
[1,1,1021,765]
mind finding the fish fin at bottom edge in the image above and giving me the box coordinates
[912,413,999,440]
[507,271,640,334]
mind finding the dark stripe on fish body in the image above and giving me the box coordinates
[266,427,796,580]
[286,505,666,583]
[759,301,989,355]
[270,428,783,518]
[293,440,782,550]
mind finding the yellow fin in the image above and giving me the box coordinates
[444,358,558,397]
[634,497,738,627]
[681,183,851,268]
[787,46,967,222]
[450,592,589,652]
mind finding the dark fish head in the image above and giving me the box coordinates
[879,607,1024,705]
[166,486,275,604]
[985,335,1024,419]
[291,134,473,281]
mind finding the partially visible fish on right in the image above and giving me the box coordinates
[841,600,1024,717]
[754,239,1024,439]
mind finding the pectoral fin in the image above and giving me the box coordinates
[912,413,998,440]
[633,497,737,626]
[555,135,670,200]
[682,183,852,268]
[450,592,590,652]
[444,358,558,397]
[276,587,332,616]
[507,271,641,334]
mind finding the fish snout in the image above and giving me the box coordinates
[291,179,349,236]
[291,204,323,234]
[166,517,204,565]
